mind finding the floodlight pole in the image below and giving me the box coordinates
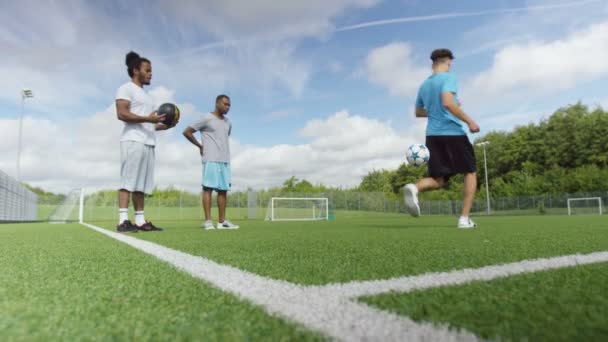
[476,141,491,215]
[17,89,34,182]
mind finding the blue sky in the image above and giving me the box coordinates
[1,0,607,192]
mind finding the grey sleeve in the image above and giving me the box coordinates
[190,115,210,131]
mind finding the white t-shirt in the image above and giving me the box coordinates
[115,82,156,146]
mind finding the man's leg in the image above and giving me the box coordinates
[404,177,445,217]
[203,189,212,221]
[215,163,238,229]
[132,191,146,227]
[117,141,137,232]
[461,172,477,217]
[217,190,227,223]
[132,192,145,212]
[416,177,445,192]
[216,190,239,229]
[118,189,130,226]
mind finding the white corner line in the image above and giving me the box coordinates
[314,251,608,298]
[81,222,608,342]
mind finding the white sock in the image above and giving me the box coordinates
[459,216,469,222]
[134,211,146,226]
[119,209,128,224]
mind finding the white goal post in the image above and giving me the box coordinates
[567,197,603,216]
[48,188,85,223]
[265,197,329,221]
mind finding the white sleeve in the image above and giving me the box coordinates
[115,84,132,101]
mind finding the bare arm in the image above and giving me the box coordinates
[415,107,427,117]
[182,126,203,155]
[441,92,479,133]
[116,99,165,124]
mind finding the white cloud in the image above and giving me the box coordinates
[150,0,382,98]
[468,21,608,97]
[152,42,312,99]
[153,0,387,99]
[460,0,607,59]
[361,42,428,98]
[328,61,345,73]
[1,0,353,114]
[459,35,534,58]
[231,110,423,189]
[338,0,602,32]
[160,0,379,40]
[0,1,130,114]
[1,105,424,193]
[263,110,300,122]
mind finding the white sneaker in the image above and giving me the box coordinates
[457,218,477,229]
[217,220,239,229]
[403,184,421,217]
[202,220,215,230]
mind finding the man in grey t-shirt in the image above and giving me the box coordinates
[183,95,239,230]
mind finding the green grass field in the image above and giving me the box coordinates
[2,212,607,341]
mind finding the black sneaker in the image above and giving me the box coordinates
[116,220,138,233]
[137,221,163,232]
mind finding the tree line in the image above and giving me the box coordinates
[359,103,608,200]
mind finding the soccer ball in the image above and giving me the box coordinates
[406,144,430,166]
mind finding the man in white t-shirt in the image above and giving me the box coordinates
[183,95,239,230]
[115,51,168,233]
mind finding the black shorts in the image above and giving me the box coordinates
[426,135,476,181]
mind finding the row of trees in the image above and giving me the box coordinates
[24,185,66,204]
[357,103,608,199]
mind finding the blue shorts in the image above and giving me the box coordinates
[202,162,231,191]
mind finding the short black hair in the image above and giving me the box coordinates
[125,51,151,77]
[430,49,454,63]
[216,94,230,103]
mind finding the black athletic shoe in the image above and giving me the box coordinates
[116,220,138,233]
[137,221,163,232]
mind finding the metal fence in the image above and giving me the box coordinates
[0,170,38,222]
[59,189,608,223]
[421,191,608,216]
[254,191,608,217]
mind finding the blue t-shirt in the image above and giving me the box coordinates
[415,73,466,136]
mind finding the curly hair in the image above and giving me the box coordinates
[125,51,151,77]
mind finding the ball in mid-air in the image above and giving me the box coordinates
[406,144,430,166]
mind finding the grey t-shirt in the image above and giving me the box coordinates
[190,113,232,163]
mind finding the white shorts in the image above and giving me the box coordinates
[120,141,155,195]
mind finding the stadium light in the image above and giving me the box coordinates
[17,88,34,182]
[476,141,491,215]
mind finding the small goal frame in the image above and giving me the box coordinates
[266,197,329,221]
[567,197,603,216]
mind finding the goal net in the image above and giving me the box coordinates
[265,197,329,221]
[567,197,603,216]
[247,190,258,219]
[48,188,84,223]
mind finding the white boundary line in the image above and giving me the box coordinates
[314,251,608,298]
[81,223,608,342]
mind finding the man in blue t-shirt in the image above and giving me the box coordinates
[404,49,480,229]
